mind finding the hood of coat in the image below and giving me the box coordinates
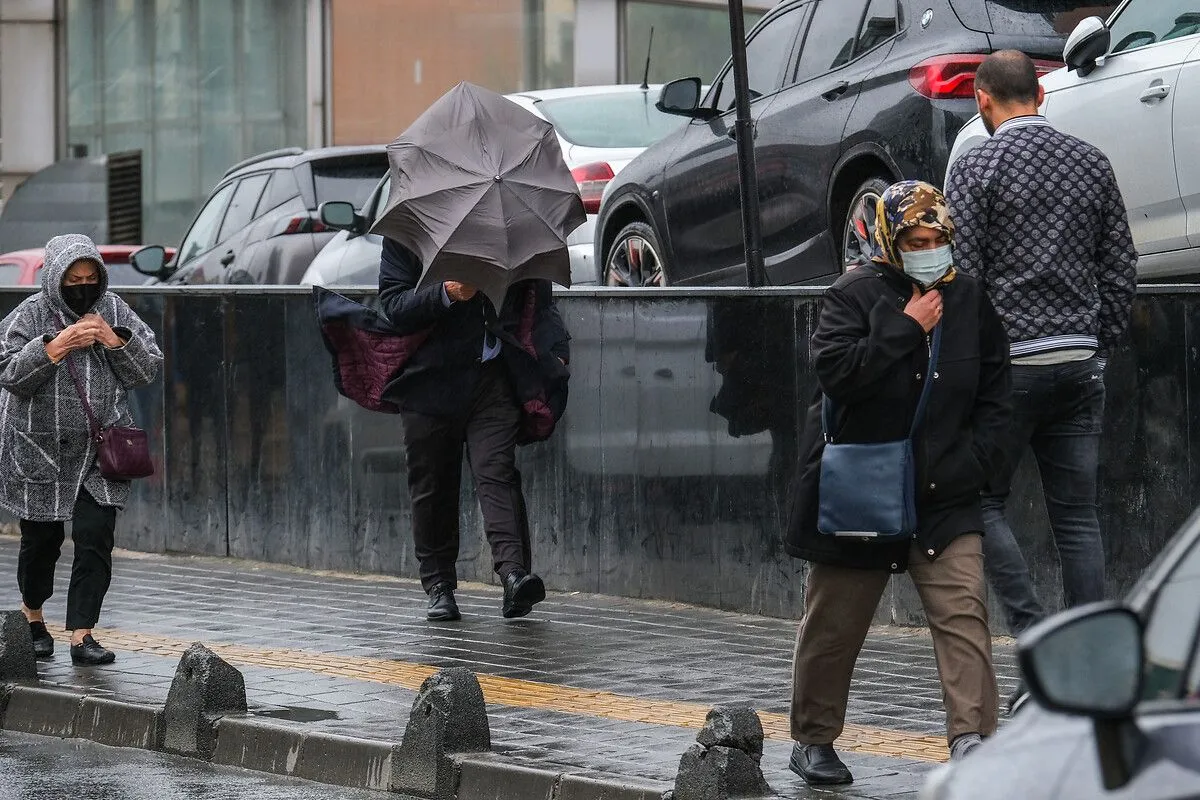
[41,233,110,320]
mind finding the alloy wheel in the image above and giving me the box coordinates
[606,235,665,287]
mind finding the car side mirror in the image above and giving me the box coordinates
[1064,16,1111,77]
[657,78,714,120]
[1019,603,1146,791]
[130,245,170,278]
[319,201,366,236]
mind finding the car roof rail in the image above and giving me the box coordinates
[222,147,305,178]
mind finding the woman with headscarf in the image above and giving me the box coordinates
[0,234,163,666]
[784,182,1011,784]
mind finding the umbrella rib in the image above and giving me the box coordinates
[497,181,575,241]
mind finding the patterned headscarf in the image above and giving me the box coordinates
[869,180,957,285]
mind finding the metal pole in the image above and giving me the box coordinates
[727,0,767,287]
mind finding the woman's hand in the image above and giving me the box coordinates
[903,286,942,332]
[46,320,98,362]
[82,314,125,348]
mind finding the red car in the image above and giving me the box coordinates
[0,245,177,287]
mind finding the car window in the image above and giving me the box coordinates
[177,182,236,266]
[856,0,899,55]
[1141,536,1200,702]
[312,156,390,210]
[256,169,302,217]
[1108,4,1200,55]
[534,92,687,148]
[947,2,1120,35]
[0,264,22,285]
[711,5,807,111]
[218,174,270,243]
[794,0,870,84]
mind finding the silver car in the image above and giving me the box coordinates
[946,1,1200,280]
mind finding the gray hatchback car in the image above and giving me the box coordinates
[131,146,388,285]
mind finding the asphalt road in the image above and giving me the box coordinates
[0,732,388,800]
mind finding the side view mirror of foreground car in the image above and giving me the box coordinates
[1064,16,1111,77]
[130,245,170,278]
[658,78,715,120]
[319,201,367,236]
[1019,602,1147,791]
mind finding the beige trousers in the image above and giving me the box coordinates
[790,534,999,746]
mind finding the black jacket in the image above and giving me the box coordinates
[784,264,1011,572]
[378,238,570,419]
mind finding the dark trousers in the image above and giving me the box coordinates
[981,358,1107,635]
[17,489,117,630]
[400,361,531,592]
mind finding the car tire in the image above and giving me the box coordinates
[604,221,667,287]
[838,177,891,273]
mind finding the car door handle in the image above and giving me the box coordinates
[219,250,235,266]
[822,81,851,101]
[1140,83,1172,103]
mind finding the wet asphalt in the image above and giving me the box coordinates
[0,731,388,800]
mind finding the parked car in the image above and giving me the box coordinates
[947,2,1200,280]
[0,245,177,287]
[302,85,687,288]
[594,0,1118,287]
[130,146,388,285]
[922,502,1200,799]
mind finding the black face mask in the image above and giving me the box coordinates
[62,283,104,316]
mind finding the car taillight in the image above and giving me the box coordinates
[273,215,328,236]
[571,162,615,215]
[909,54,1066,100]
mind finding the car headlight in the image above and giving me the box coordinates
[919,763,954,800]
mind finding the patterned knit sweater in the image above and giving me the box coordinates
[945,116,1137,361]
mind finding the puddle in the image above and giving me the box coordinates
[247,705,340,723]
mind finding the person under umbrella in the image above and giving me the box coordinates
[372,82,584,621]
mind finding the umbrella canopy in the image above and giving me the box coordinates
[370,81,586,310]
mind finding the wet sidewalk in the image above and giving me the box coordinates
[0,536,1019,799]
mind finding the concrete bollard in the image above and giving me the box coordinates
[392,666,491,799]
[0,611,38,682]
[674,706,773,800]
[162,642,247,759]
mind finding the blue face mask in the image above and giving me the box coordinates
[901,244,953,287]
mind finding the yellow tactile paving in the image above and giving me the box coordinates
[95,628,949,763]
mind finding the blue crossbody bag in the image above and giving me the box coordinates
[817,323,941,540]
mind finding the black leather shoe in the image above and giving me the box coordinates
[427,583,461,622]
[29,621,54,659]
[789,743,853,786]
[70,635,116,666]
[502,569,545,619]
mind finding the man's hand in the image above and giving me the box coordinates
[82,314,125,348]
[444,281,478,303]
[903,286,942,333]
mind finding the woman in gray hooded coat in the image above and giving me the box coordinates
[0,234,163,665]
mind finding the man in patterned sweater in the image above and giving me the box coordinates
[945,51,1137,700]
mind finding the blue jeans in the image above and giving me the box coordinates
[981,358,1107,635]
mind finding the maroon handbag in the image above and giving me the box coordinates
[61,341,154,481]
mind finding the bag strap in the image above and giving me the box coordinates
[53,316,102,442]
[822,322,943,443]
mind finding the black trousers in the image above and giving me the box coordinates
[400,361,531,592]
[17,489,117,630]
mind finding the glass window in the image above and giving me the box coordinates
[947,2,1119,35]
[1108,4,1200,55]
[218,174,270,242]
[534,92,687,148]
[177,182,236,266]
[711,6,807,112]
[623,1,766,86]
[794,0,870,84]
[0,265,23,286]
[256,169,302,217]
[857,0,899,55]
[103,261,149,286]
[1141,537,1200,701]
[311,158,391,210]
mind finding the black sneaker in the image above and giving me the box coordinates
[427,583,461,622]
[69,634,116,666]
[29,621,54,659]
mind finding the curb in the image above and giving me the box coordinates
[0,682,670,799]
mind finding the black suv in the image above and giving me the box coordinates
[131,146,388,285]
[595,0,1117,287]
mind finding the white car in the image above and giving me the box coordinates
[301,84,687,287]
[946,1,1200,280]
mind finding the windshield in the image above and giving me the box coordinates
[949,1,1119,36]
[104,262,149,286]
[312,156,390,210]
[534,92,687,149]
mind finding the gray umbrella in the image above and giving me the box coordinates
[370,81,586,311]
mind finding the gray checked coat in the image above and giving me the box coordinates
[0,234,163,521]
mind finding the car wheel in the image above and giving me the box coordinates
[604,222,667,287]
[839,177,891,273]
